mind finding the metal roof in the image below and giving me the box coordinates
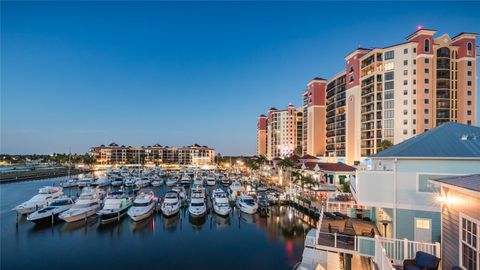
[373,122,480,158]
[431,174,480,193]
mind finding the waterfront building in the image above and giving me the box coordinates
[352,122,480,242]
[430,174,480,270]
[89,143,215,165]
[257,114,267,156]
[265,104,303,160]
[259,29,478,166]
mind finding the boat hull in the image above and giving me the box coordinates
[60,207,99,223]
[98,207,130,223]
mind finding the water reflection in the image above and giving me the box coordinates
[188,214,207,230]
[161,214,180,232]
[212,213,230,229]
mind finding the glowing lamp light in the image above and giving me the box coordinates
[417,25,423,31]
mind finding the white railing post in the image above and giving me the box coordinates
[334,232,337,248]
[403,238,409,259]
[435,242,441,258]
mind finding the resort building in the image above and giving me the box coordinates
[265,104,303,160]
[352,122,480,242]
[258,28,478,166]
[257,115,267,156]
[430,174,480,270]
[89,143,215,165]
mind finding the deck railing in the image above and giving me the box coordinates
[374,236,395,270]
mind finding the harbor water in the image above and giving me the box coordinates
[0,176,316,270]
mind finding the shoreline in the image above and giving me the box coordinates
[0,168,94,183]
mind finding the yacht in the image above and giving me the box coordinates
[228,181,244,202]
[158,170,166,178]
[211,189,231,216]
[151,179,164,187]
[180,174,191,186]
[135,177,150,188]
[172,185,187,201]
[124,178,136,187]
[59,187,102,222]
[60,177,78,188]
[27,197,74,224]
[193,176,203,188]
[206,174,216,186]
[236,195,258,214]
[97,191,132,223]
[188,187,206,217]
[77,177,95,187]
[14,186,63,214]
[93,177,111,187]
[166,177,177,187]
[111,177,124,187]
[221,178,231,186]
[161,191,181,217]
[127,189,156,222]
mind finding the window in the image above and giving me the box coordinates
[403,129,408,135]
[468,101,472,106]
[424,109,429,114]
[413,89,417,94]
[413,48,417,53]
[468,110,472,116]
[404,70,408,75]
[413,99,416,105]
[425,78,429,84]
[468,71,472,76]
[424,68,429,74]
[349,75,354,82]
[403,100,408,105]
[460,215,479,270]
[403,120,408,125]
[404,80,408,86]
[384,50,394,60]
[404,60,408,66]
[467,42,473,55]
[413,129,416,134]
[385,71,394,81]
[385,81,394,90]
[424,58,429,64]
[424,99,429,104]
[416,218,431,229]
[468,61,472,67]
[413,79,417,85]
[404,90,408,95]
[403,110,408,115]
[425,88,429,94]
[413,59,416,64]
[468,81,472,86]
[424,119,429,124]
[468,91,472,96]
[384,61,395,71]
[413,69,417,75]
[413,109,416,115]
[404,48,408,54]
[424,39,430,52]
[349,66,354,73]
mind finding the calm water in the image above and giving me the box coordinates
[0,176,315,270]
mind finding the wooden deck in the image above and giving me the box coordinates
[317,218,381,251]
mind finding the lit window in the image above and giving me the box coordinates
[416,218,431,229]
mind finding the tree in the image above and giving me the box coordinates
[294,146,302,156]
[377,140,393,152]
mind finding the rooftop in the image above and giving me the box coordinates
[431,174,480,194]
[373,122,480,159]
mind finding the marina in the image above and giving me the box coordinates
[0,172,316,270]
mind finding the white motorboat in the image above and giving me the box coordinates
[158,170,166,178]
[166,177,178,187]
[124,178,136,187]
[27,197,74,224]
[180,174,191,186]
[236,195,258,214]
[161,191,181,217]
[193,176,203,188]
[111,177,124,187]
[97,191,132,223]
[59,187,102,222]
[135,177,150,188]
[60,177,78,188]
[172,185,187,201]
[212,189,231,216]
[93,177,111,187]
[127,189,156,222]
[14,186,63,214]
[151,179,164,187]
[77,177,95,187]
[188,187,206,217]
[206,174,216,186]
[221,178,231,186]
[228,181,244,202]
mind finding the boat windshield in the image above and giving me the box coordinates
[49,200,71,206]
[243,199,255,205]
[191,202,204,207]
[133,202,151,207]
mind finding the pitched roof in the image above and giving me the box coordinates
[373,122,480,159]
[431,174,480,193]
[317,162,356,172]
[300,154,319,160]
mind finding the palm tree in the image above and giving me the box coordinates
[277,157,297,185]
[377,139,393,152]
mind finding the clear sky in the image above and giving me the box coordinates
[1,1,479,155]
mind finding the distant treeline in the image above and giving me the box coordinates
[0,153,95,165]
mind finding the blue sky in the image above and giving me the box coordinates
[1,1,479,155]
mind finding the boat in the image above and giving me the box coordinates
[27,197,74,224]
[97,191,132,223]
[151,179,164,187]
[14,186,63,214]
[188,187,206,217]
[60,177,78,188]
[166,177,178,187]
[124,178,136,187]
[211,189,231,216]
[135,177,150,188]
[160,191,181,217]
[236,195,258,214]
[59,187,102,222]
[193,176,203,188]
[158,170,166,178]
[221,178,231,186]
[111,177,124,187]
[77,177,95,187]
[93,177,111,187]
[172,185,187,201]
[228,181,244,202]
[127,189,156,222]
[180,174,191,186]
[206,174,216,186]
